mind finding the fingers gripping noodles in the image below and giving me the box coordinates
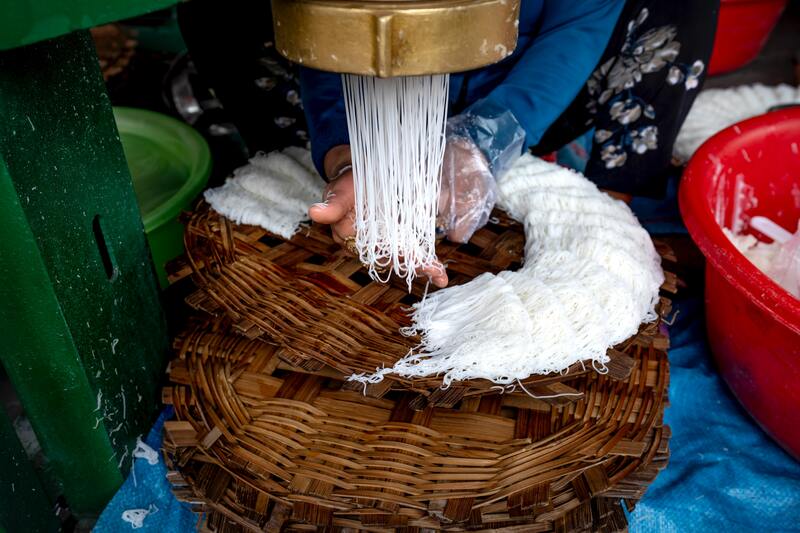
[342,74,450,289]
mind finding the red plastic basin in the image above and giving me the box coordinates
[680,108,800,459]
[708,0,787,76]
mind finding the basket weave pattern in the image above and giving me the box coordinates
[174,205,675,400]
[164,206,675,531]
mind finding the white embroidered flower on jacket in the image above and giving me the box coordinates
[667,59,705,89]
[601,144,628,169]
[588,8,682,105]
[610,99,642,125]
[632,125,658,154]
[604,26,679,97]
[584,7,705,170]
[595,129,614,143]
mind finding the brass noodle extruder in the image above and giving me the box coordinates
[270,0,522,77]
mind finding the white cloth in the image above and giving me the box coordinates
[674,83,800,162]
[204,147,324,239]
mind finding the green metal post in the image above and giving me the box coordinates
[0,0,176,51]
[0,31,168,515]
[0,405,59,533]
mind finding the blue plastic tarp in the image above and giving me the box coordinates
[93,407,196,532]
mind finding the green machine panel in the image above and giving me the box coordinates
[0,0,176,50]
[0,405,59,533]
[0,31,169,517]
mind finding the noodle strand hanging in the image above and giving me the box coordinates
[342,74,450,288]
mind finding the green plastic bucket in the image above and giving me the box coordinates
[113,107,211,288]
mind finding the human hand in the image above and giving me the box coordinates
[308,145,356,246]
[438,136,497,243]
[308,145,449,287]
[439,100,526,242]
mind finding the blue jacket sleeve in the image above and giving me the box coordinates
[299,67,350,177]
[468,0,625,150]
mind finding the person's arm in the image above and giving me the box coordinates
[299,67,350,177]
[467,0,625,152]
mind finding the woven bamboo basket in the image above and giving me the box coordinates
[170,204,676,405]
[163,205,675,531]
[90,24,137,81]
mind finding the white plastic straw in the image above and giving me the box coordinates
[750,215,793,244]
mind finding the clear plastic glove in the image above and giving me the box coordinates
[437,137,497,243]
[438,99,526,243]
